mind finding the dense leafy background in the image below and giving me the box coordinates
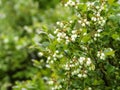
[0,0,61,89]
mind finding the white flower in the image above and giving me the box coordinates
[100,17,103,20]
[96,6,99,9]
[54,29,59,34]
[102,20,106,23]
[75,6,78,9]
[55,50,59,53]
[91,17,97,21]
[72,69,79,75]
[79,57,85,64]
[86,21,90,25]
[96,13,100,17]
[83,33,87,36]
[83,74,87,78]
[72,30,76,34]
[82,46,87,50]
[97,51,100,57]
[84,19,87,22]
[38,52,43,56]
[64,36,68,40]
[57,32,62,37]
[86,58,91,66]
[56,21,60,25]
[48,80,54,85]
[82,23,85,27]
[65,39,70,44]
[101,54,105,59]
[60,22,64,27]
[65,64,70,70]
[56,22,64,27]
[50,60,54,64]
[97,29,103,32]
[57,32,66,38]
[94,37,97,41]
[53,57,56,61]
[47,56,51,60]
[69,20,73,23]
[101,53,105,57]
[94,33,100,37]
[68,0,75,6]
[64,3,68,7]
[88,87,92,90]
[51,87,55,90]
[24,26,32,33]
[46,64,50,68]
[97,51,105,60]
[78,74,82,78]
[78,20,82,23]
[57,38,61,42]
[71,34,77,41]
[109,48,113,51]
[62,33,66,38]
[98,21,102,24]
[58,85,62,89]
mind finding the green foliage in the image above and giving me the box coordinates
[0,0,63,90]
[0,0,120,90]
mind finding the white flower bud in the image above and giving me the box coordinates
[78,20,81,23]
[78,74,82,78]
[91,17,97,21]
[83,74,87,78]
[38,52,43,56]
[82,23,85,27]
[48,80,54,85]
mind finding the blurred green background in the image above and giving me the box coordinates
[0,0,66,89]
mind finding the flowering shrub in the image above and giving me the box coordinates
[14,0,120,90]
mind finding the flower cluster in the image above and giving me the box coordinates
[64,56,95,78]
[37,0,114,89]
[97,48,114,60]
[54,0,107,45]
[97,51,106,60]
[46,50,64,64]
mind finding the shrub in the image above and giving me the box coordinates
[14,0,120,90]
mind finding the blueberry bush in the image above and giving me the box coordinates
[0,0,120,90]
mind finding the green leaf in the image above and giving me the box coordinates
[70,20,77,30]
[82,35,90,43]
[78,4,87,12]
[42,41,49,47]
[93,80,102,85]
[105,64,115,74]
[108,0,115,5]
[105,51,115,56]
[61,0,68,4]
[112,34,119,40]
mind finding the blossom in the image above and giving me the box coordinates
[97,51,105,60]
[71,34,77,41]
[91,17,97,21]
[78,74,82,78]
[48,80,54,85]
[78,57,85,64]
[38,52,43,56]
[86,58,91,66]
